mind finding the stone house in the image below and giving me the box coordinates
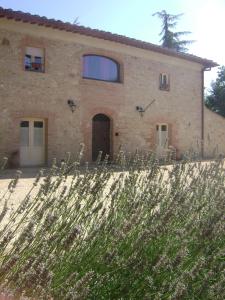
[0,7,224,167]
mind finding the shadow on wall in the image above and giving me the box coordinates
[7,150,19,168]
[204,107,225,158]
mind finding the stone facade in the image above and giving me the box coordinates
[204,108,225,158]
[0,15,223,167]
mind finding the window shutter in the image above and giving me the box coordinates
[26,47,44,57]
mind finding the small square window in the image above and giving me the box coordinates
[159,73,170,91]
[24,47,44,72]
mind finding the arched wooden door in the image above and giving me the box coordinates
[92,114,110,161]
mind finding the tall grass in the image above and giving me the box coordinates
[0,149,224,299]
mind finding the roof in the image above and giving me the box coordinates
[0,6,218,68]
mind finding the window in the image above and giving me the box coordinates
[159,73,170,91]
[24,47,44,72]
[20,121,29,146]
[83,55,120,82]
[34,121,44,147]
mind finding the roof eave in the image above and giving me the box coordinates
[0,6,218,68]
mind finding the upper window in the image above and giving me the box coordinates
[83,55,120,82]
[24,47,44,72]
[159,73,170,91]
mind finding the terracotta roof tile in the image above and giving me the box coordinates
[0,6,218,68]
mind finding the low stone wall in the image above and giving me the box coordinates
[204,107,225,158]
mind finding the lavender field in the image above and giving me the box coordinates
[0,150,224,299]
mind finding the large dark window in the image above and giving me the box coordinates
[83,55,120,82]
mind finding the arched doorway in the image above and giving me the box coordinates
[92,114,110,161]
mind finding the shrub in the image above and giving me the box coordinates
[0,150,224,299]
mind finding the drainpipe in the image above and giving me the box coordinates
[201,66,211,158]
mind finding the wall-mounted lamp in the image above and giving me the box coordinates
[136,106,145,117]
[136,106,145,112]
[136,99,156,117]
[67,99,76,113]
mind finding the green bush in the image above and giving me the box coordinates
[0,150,224,299]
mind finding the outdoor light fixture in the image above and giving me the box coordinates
[136,99,156,117]
[136,106,145,117]
[67,99,76,112]
[136,106,145,112]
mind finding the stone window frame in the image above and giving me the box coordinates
[24,46,45,73]
[20,36,46,73]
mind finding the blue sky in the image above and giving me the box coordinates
[0,0,224,89]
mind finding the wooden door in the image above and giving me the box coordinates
[92,114,110,161]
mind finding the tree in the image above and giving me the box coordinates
[205,66,225,117]
[73,17,80,25]
[153,10,194,52]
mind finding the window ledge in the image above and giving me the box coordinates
[24,69,45,74]
[159,87,170,92]
[80,77,124,87]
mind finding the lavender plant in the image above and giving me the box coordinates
[0,149,224,299]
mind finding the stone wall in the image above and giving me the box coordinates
[0,18,204,166]
[204,108,225,158]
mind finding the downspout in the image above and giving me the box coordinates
[201,66,211,158]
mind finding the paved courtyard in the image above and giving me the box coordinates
[0,168,43,197]
[0,159,220,228]
[0,160,217,203]
[0,168,46,224]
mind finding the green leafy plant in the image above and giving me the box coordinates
[205,66,225,117]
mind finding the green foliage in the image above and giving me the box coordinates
[0,150,225,299]
[205,66,225,117]
[153,10,194,52]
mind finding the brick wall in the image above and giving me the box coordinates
[0,19,204,166]
[204,108,225,158]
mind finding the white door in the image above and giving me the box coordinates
[156,124,168,158]
[20,119,45,166]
